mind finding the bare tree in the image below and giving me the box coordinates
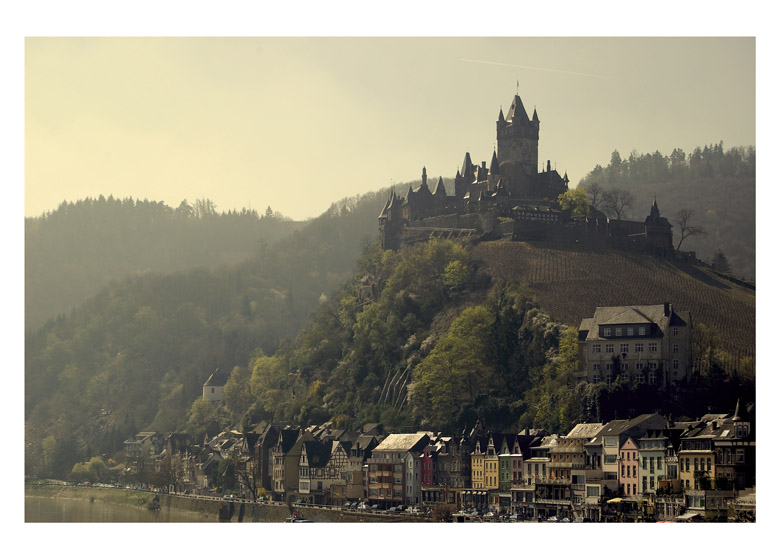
[674,208,706,251]
[602,188,635,220]
[585,183,604,211]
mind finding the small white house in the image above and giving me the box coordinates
[202,368,230,402]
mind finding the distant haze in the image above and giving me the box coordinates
[25,37,755,220]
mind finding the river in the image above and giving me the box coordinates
[25,496,217,522]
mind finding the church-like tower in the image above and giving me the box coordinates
[496,94,540,188]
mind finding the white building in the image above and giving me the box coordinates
[577,302,692,388]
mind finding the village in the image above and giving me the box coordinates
[107,302,755,523]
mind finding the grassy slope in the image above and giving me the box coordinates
[471,241,755,363]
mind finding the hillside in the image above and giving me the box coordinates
[25,197,306,331]
[472,241,755,369]
[24,189,390,478]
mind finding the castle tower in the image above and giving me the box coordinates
[644,197,673,257]
[496,94,540,184]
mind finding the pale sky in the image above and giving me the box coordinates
[25,36,755,220]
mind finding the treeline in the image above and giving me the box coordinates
[577,144,755,280]
[580,142,755,186]
[25,196,303,331]
[25,189,390,479]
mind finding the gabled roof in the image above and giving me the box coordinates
[301,440,332,468]
[566,423,604,440]
[204,368,230,387]
[373,433,430,453]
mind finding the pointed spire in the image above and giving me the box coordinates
[434,176,445,195]
[650,197,660,218]
[732,399,741,421]
[507,94,530,123]
[422,166,427,187]
[498,106,505,122]
[490,150,500,175]
[461,152,474,177]
[532,106,539,122]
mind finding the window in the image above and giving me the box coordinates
[627,327,634,336]
[605,363,612,371]
[636,362,644,370]
[650,477,655,489]
[736,449,745,463]
[592,374,601,383]
[635,343,644,353]
[657,457,662,469]
[605,373,613,385]
[642,477,647,491]
[604,327,612,337]
[648,342,658,352]
[592,344,601,354]
[615,327,622,336]
[638,327,646,336]
[672,327,679,336]
[622,363,630,371]
[673,344,679,353]
[648,362,658,370]
[694,458,698,471]
[592,364,600,371]
[707,458,712,471]
[673,359,679,369]
[605,344,614,353]
[620,343,629,354]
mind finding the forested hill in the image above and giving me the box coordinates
[577,143,755,280]
[25,197,305,331]
[202,238,754,449]
[24,189,391,477]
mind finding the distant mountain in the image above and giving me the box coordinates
[25,196,305,331]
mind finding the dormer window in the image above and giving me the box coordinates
[638,327,646,336]
[604,327,612,337]
[615,328,622,336]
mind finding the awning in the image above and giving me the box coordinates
[606,498,623,504]
[676,512,701,521]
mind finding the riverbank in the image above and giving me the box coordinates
[25,484,217,521]
[25,484,417,522]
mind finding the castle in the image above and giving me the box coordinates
[379,93,674,257]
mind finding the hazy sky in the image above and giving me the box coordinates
[25,37,755,220]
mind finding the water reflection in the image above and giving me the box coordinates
[25,497,217,523]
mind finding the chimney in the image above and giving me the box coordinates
[663,302,670,316]
[547,160,551,172]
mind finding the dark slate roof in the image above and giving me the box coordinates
[578,304,690,341]
[302,440,332,468]
[204,368,230,387]
[506,94,530,123]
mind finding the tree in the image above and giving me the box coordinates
[585,183,603,211]
[601,188,635,220]
[674,208,706,251]
[87,456,107,483]
[711,249,731,274]
[558,187,590,218]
